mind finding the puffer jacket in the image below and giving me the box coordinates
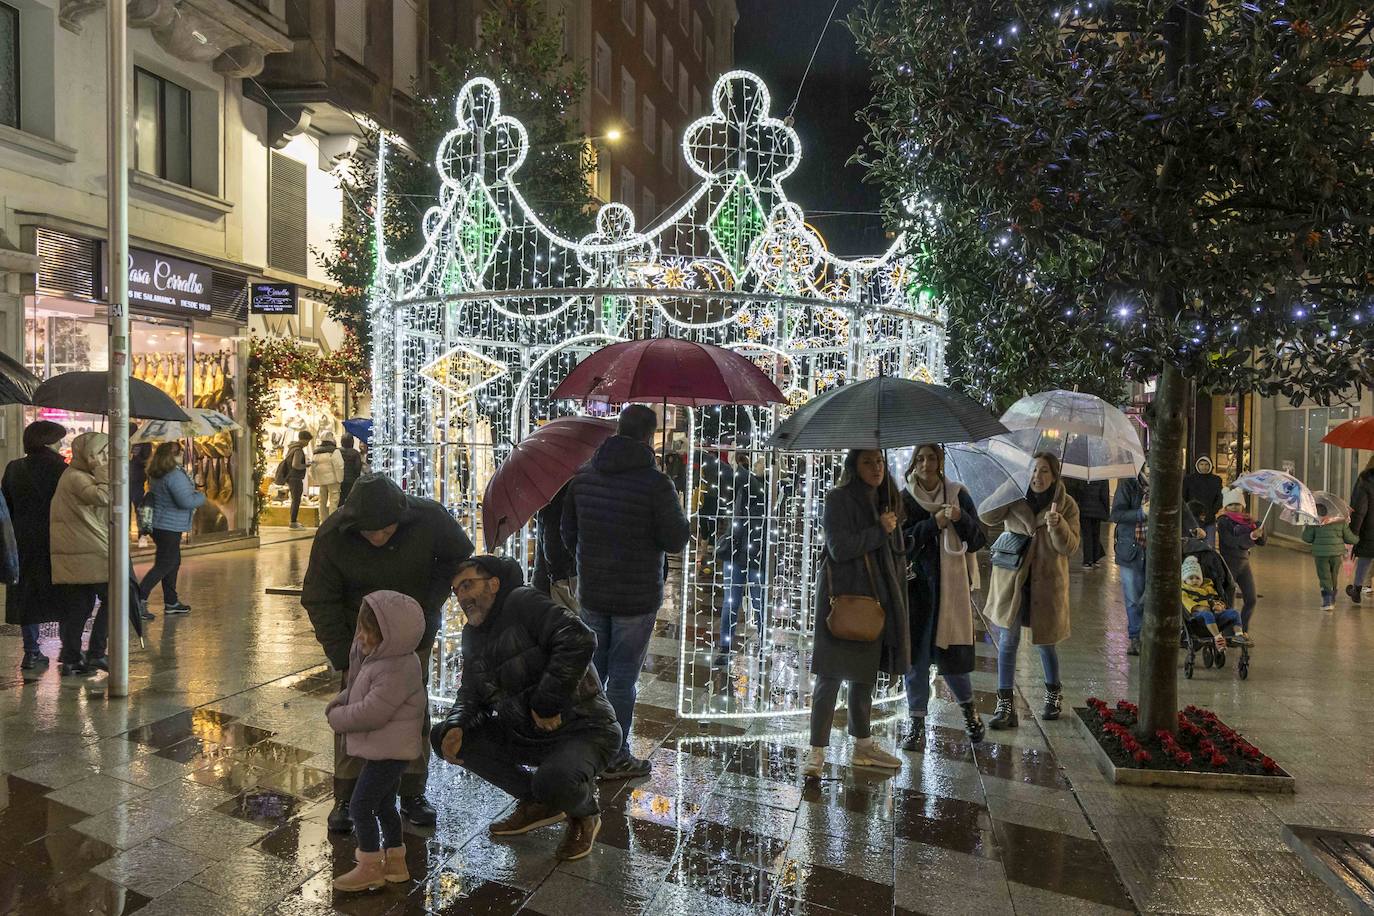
[51,433,110,585]
[561,435,690,616]
[307,443,345,488]
[1302,520,1358,557]
[1350,469,1374,558]
[326,590,427,761]
[147,466,205,533]
[431,558,621,754]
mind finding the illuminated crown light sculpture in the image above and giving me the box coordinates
[370,71,946,719]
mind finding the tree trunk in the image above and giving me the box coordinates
[1137,363,1187,737]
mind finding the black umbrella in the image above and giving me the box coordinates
[32,372,190,421]
[0,350,40,405]
[766,376,1007,450]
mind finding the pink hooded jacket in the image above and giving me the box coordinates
[325,590,426,761]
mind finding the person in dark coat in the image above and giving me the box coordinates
[129,432,152,542]
[532,483,575,611]
[1112,468,1204,656]
[1217,488,1264,628]
[561,404,690,779]
[1065,478,1111,568]
[433,556,621,863]
[714,452,768,664]
[899,445,986,751]
[1182,456,1224,548]
[2,421,68,670]
[803,449,910,778]
[302,472,474,832]
[338,433,365,505]
[285,430,311,529]
[1347,457,1374,605]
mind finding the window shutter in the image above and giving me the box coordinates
[393,0,418,95]
[37,230,100,300]
[335,0,366,62]
[268,152,308,276]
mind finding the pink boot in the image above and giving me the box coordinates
[383,846,410,883]
[333,849,386,892]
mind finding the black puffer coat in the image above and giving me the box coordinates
[1350,469,1374,559]
[1065,478,1111,521]
[431,559,621,754]
[561,435,690,616]
[2,450,68,626]
[715,462,768,569]
[302,474,474,669]
[532,484,573,594]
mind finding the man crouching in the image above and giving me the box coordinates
[432,556,622,861]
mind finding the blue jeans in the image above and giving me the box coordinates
[904,626,973,716]
[1355,557,1373,590]
[991,623,1060,691]
[1191,609,1240,630]
[1118,559,1147,639]
[21,624,41,654]
[718,562,763,652]
[348,758,407,853]
[580,608,658,756]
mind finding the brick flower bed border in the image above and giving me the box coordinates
[1073,699,1295,793]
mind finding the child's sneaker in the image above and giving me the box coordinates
[1229,630,1251,647]
[1322,603,1335,612]
[1213,634,1226,651]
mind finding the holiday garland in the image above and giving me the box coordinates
[245,332,369,531]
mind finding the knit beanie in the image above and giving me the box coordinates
[1221,488,1244,508]
[1182,555,1203,581]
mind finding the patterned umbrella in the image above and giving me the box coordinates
[1233,469,1318,527]
[998,389,1144,481]
[131,408,241,443]
[1280,490,1350,526]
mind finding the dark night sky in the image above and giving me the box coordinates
[732,0,886,256]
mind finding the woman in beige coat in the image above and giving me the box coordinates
[50,432,111,674]
[981,453,1080,729]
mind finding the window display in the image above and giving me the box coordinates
[260,379,347,526]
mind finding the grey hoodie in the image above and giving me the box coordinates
[326,590,427,761]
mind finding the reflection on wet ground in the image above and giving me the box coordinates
[0,538,1369,913]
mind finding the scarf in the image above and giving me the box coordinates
[1025,483,1055,516]
[906,472,975,651]
[1135,475,1150,546]
[1222,510,1254,528]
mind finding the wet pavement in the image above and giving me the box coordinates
[0,536,1368,914]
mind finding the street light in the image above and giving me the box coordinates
[604,127,623,143]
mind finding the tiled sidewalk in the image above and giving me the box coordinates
[0,537,1367,914]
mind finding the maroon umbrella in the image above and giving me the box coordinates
[482,416,617,551]
[550,338,786,407]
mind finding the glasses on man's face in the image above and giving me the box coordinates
[451,575,493,597]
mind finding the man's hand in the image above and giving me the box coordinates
[879,511,897,534]
[531,710,563,732]
[440,727,464,764]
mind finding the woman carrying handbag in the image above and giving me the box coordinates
[803,449,911,778]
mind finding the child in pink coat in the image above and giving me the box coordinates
[325,590,427,891]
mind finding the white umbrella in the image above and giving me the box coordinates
[131,408,241,443]
[941,438,1037,515]
[999,389,1144,481]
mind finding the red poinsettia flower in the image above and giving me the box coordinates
[1134,749,1152,764]
[1210,753,1228,767]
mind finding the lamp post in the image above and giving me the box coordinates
[106,0,130,698]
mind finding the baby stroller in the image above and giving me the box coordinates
[1179,537,1251,680]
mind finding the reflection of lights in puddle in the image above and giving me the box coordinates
[626,787,699,825]
[424,870,470,907]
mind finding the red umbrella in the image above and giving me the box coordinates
[550,338,785,407]
[482,416,617,551]
[1322,416,1374,450]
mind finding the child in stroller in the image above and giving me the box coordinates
[1179,550,1252,680]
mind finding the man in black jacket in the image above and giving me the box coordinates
[1182,456,1224,548]
[433,556,620,862]
[302,473,474,831]
[1065,478,1112,569]
[562,404,690,779]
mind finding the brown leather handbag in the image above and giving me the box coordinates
[825,553,886,642]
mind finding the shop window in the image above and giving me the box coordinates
[642,6,656,62]
[336,0,367,62]
[620,68,636,130]
[594,33,611,100]
[392,0,419,95]
[0,2,18,129]
[134,68,192,186]
[642,97,656,152]
[268,152,308,276]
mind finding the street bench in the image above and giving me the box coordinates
[1283,825,1374,915]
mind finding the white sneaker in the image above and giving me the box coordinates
[851,737,902,770]
[1322,604,1334,612]
[801,746,825,778]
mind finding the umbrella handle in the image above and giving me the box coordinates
[1259,501,1274,528]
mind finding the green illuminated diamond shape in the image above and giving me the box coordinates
[709,173,767,279]
[455,179,508,284]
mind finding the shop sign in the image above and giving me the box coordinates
[250,282,298,315]
[126,249,213,315]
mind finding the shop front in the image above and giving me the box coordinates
[21,227,252,548]
[1257,395,1365,541]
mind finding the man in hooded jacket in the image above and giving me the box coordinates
[1182,456,1224,548]
[302,472,474,831]
[433,555,620,862]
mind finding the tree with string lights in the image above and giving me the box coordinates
[317,0,597,360]
[852,0,1374,734]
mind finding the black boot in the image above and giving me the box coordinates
[960,702,985,743]
[400,795,438,827]
[1348,584,1362,606]
[1127,637,1141,656]
[1042,684,1063,721]
[989,688,1018,730]
[899,716,926,752]
[327,799,353,833]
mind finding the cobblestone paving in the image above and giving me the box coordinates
[0,537,1368,914]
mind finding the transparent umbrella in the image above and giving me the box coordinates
[1280,489,1348,526]
[941,438,1036,515]
[999,389,1144,481]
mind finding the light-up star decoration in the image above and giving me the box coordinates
[369,70,949,722]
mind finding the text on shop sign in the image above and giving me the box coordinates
[126,250,213,314]
[251,282,298,315]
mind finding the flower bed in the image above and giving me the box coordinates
[1075,699,1293,790]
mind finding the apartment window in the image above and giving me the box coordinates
[268,152,308,275]
[473,13,483,49]
[678,0,688,32]
[0,2,17,129]
[620,68,636,130]
[692,12,702,57]
[692,87,702,118]
[642,97,656,152]
[594,34,612,100]
[661,39,674,89]
[706,36,715,76]
[677,63,688,111]
[620,0,635,34]
[561,4,574,58]
[661,123,674,171]
[642,188,657,224]
[392,0,419,96]
[642,6,656,62]
[134,69,191,186]
[619,165,636,211]
[336,0,367,62]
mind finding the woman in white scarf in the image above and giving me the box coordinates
[899,444,986,752]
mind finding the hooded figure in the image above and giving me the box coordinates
[3,421,68,630]
[1182,456,1224,529]
[51,432,111,586]
[326,590,427,761]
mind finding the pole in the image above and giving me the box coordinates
[106,0,130,698]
